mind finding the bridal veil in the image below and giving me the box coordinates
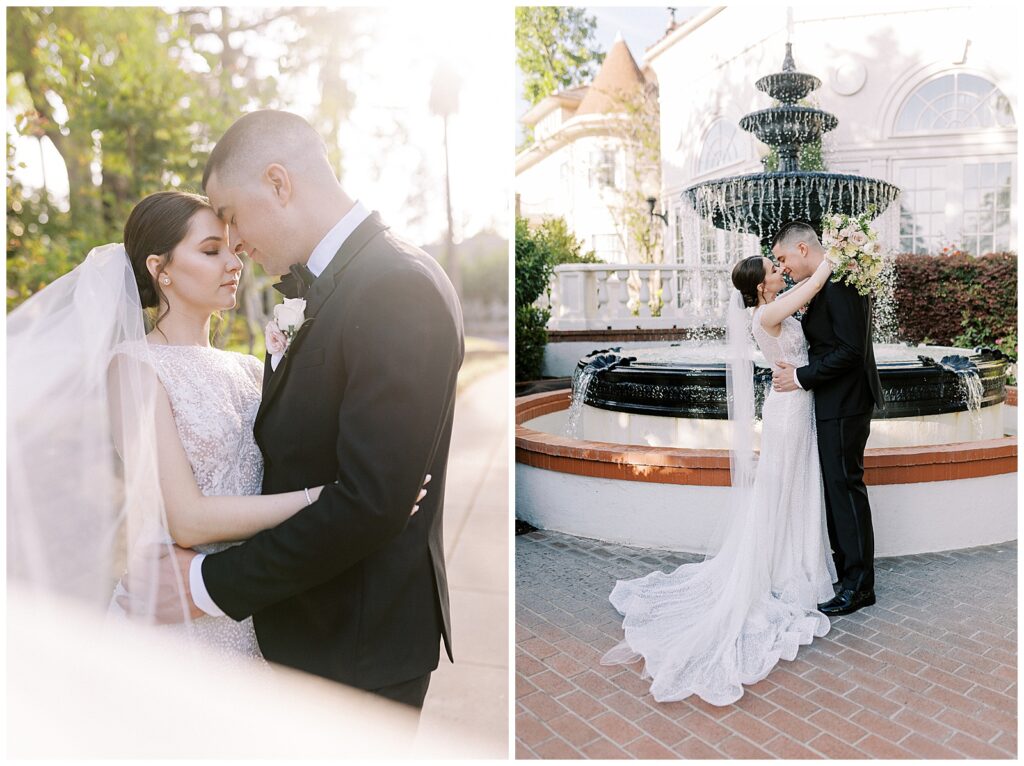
[7,243,185,621]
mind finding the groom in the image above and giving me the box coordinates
[770,220,883,617]
[159,110,462,708]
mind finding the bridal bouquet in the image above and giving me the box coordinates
[821,209,886,297]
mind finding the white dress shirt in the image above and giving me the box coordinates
[189,201,372,619]
[270,201,372,372]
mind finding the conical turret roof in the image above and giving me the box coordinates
[576,32,646,116]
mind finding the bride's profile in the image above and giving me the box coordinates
[601,254,838,706]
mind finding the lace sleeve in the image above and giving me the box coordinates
[241,353,264,389]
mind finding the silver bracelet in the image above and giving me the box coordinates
[304,487,313,506]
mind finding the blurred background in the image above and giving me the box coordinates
[7,5,509,364]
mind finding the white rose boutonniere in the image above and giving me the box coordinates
[265,297,308,355]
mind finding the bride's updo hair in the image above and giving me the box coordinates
[123,191,212,310]
[731,256,766,309]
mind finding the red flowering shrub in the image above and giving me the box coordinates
[893,251,1017,362]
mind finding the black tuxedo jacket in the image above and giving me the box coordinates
[796,278,883,420]
[202,212,464,689]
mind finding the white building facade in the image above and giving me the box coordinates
[516,36,656,263]
[517,119,633,261]
[650,4,1017,292]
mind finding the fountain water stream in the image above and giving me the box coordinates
[565,367,596,439]
[935,355,986,437]
[565,351,635,437]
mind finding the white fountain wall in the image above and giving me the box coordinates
[516,464,1017,558]
[518,404,1017,555]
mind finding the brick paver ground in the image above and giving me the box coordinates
[516,530,1016,759]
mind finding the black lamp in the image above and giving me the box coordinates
[646,196,668,226]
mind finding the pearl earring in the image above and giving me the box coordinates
[162,276,170,285]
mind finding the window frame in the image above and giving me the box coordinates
[893,72,1016,138]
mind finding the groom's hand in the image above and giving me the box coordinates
[117,542,205,623]
[773,361,800,392]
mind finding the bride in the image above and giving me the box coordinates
[602,254,837,706]
[8,190,423,659]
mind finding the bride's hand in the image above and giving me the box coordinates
[116,542,204,623]
[315,473,430,515]
[412,474,431,515]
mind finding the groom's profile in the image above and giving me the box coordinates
[149,109,463,710]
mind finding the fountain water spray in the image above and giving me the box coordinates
[937,355,985,437]
[566,351,636,438]
[684,43,900,246]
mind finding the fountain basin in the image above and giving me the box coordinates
[573,343,1009,426]
[516,390,1017,556]
[685,172,901,242]
[755,70,821,103]
[739,106,838,148]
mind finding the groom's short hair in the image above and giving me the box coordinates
[771,220,820,250]
[202,110,331,190]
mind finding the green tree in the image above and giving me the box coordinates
[7,7,220,306]
[515,7,604,107]
[6,6,368,353]
[515,216,554,381]
[175,6,369,178]
[513,215,597,380]
[530,216,600,265]
[601,82,662,266]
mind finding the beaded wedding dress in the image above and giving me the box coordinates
[111,343,266,661]
[602,307,837,706]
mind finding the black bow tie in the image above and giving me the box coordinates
[273,263,316,299]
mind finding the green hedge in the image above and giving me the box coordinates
[894,251,1017,362]
[515,216,600,381]
[515,217,554,381]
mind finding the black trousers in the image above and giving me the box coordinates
[370,672,432,709]
[816,412,875,593]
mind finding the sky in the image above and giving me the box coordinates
[9,5,510,248]
[515,6,708,142]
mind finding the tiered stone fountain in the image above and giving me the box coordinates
[686,43,900,244]
[516,44,1016,556]
[565,44,1007,439]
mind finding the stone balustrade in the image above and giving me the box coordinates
[541,262,732,330]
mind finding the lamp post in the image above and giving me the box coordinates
[430,60,462,300]
[646,196,668,226]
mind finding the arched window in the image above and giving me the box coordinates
[892,72,1017,254]
[895,73,1015,133]
[696,119,743,175]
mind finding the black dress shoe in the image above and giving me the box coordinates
[818,588,875,616]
